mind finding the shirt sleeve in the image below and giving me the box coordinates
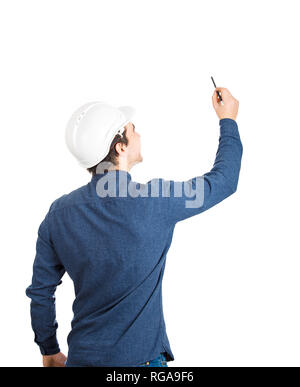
[158,118,243,224]
[25,211,65,356]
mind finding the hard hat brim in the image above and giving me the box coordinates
[118,105,136,125]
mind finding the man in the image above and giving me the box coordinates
[26,87,243,367]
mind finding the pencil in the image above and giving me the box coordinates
[211,76,223,102]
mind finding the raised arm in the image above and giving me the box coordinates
[162,87,243,224]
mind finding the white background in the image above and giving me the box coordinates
[0,0,299,367]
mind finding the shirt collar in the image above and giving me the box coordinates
[91,169,132,183]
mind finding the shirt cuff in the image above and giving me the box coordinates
[37,335,60,356]
[219,118,240,138]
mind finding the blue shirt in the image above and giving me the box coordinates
[26,118,243,367]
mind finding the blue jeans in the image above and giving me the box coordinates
[134,352,168,367]
[65,352,169,367]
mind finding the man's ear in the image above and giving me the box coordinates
[115,142,126,156]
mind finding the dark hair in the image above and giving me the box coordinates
[87,128,129,176]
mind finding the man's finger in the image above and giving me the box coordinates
[215,87,232,97]
[212,90,220,108]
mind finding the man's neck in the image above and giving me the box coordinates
[115,161,131,173]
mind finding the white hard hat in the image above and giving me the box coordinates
[65,101,136,168]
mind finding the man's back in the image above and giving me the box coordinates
[48,171,176,366]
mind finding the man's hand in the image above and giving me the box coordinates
[212,87,239,121]
[43,352,67,367]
